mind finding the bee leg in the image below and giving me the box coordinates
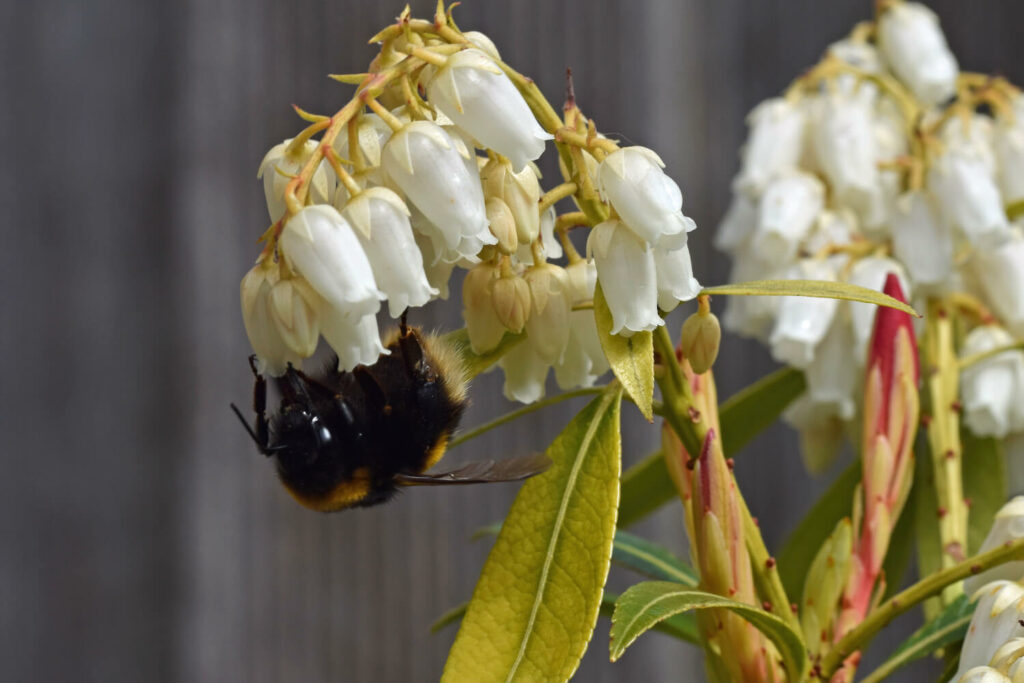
[232,355,270,453]
[397,328,428,379]
[399,309,409,336]
[352,365,388,410]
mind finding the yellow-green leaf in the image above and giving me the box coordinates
[593,282,654,421]
[610,581,809,680]
[442,328,524,380]
[701,279,919,317]
[442,387,624,683]
[964,430,1007,555]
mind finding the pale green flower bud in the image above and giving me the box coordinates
[680,305,721,375]
[485,197,518,255]
[492,273,531,334]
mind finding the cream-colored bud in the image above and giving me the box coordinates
[492,274,531,334]
[462,262,504,354]
[481,157,541,245]
[486,197,518,254]
[268,276,322,358]
[680,309,721,374]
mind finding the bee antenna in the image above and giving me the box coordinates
[231,403,272,456]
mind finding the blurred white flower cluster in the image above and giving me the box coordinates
[241,18,701,402]
[954,498,1024,682]
[715,0,1024,462]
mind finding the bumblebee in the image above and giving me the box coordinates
[232,318,549,511]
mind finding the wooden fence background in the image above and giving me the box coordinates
[3,0,1023,680]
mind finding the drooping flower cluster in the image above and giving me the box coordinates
[241,11,701,402]
[715,0,1024,461]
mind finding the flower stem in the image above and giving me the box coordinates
[538,182,578,214]
[819,537,1024,681]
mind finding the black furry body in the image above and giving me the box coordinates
[238,326,466,511]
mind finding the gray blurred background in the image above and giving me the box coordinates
[3,1,1023,681]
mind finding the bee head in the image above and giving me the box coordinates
[271,406,334,468]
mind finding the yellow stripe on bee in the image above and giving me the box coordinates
[286,466,372,512]
[423,434,449,471]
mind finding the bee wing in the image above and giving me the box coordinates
[394,453,551,486]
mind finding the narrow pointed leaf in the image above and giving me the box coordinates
[610,581,809,680]
[619,367,806,528]
[442,327,524,380]
[859,594,973,683]
[442,387,623,683]
[593,282,653,421]
[433,592,701,645]
[701,279,919,317]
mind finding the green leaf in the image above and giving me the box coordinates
[610,581,809,680]
[778,460,861,598]
[1008,199,1024,222]
[593,282,653,421]
[442,387,624,683]
[442,327,524,380]
[963,430,1006,555]
[618,367,806,528]
[434,592,701,645]
[858,594,973,683]
[701,279,919,317]
[881,481,917,598]
[474,523,698,586]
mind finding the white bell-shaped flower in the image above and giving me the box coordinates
[805,313,857,420]
[996,103,1024,205]
[411,228,456,300]
[240,262,302,376]
[524,263,571,365]
[769,259,840,369]
[971,234,1024,337]
[827,38,882,77]
[891,191,954,286]
[279,205,384,321]
[462,262,506,354]
[714,190,757,253]
[964,498,1024,597]
[960,325,1024,439]
[319,310,388,372]
[268,276,322,359]
[928,150,1010,249]
[538,205,562,260]
[957,667,1013,683]
[481,156,541,244]
[425,48,552,171]
[587,219,662,335]
[721,245,783,342]
[941,114,997,176]
[332,113,394,168]
[555,260,609,390]
[463,30,501,61]
[381,120,493,252]
[654,244,701,312]
[803,209,856,258]
[734,98,807,197]
[955,581,1024,682]
[258,139,334,223]
[990,637,1024,683]
[499,340,550,404]
[846,257,910,365]
[338,187,438,317]
[877,1,958,106]
[596,146,695,250]
[752,170,825,263]
[810,88,879,221]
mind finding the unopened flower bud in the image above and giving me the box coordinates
[257,139,333,223]
[957,667,1013,683]
[877,1,959,107]
[485,197,518,254]
[524,263,571,364]
[680,307,721,375]
[846,257,910,365]
[480,157,541,245]
[332,113,394,168]
[492,273,531,334]
[462,262,505,354]
[425,49,552,171]
[587,218,662,335]
[597,146,695,250]
[268,276,322,359]
[240,262,301,376]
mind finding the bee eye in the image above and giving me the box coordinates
[310,416,333,448]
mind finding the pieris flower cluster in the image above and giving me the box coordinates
[240,20,701,403]
[954,498,1024,683]
[714,0,1024,458]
